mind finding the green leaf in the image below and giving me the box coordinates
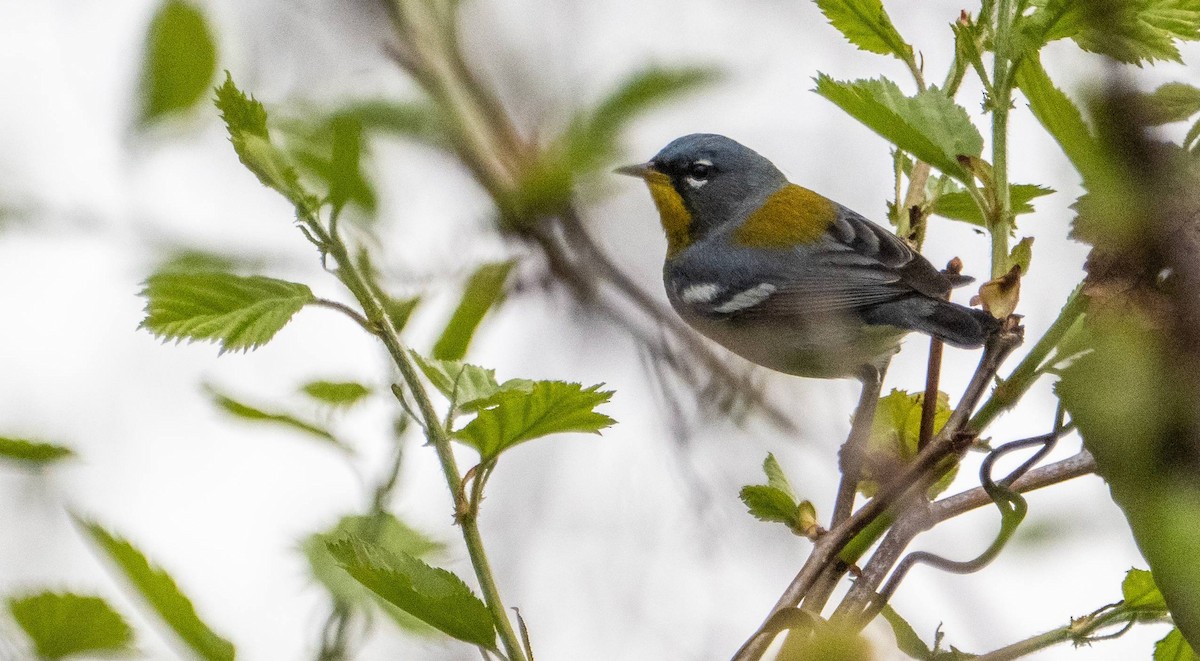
[1156,628,1199,661]
[326,536,496,649]
[139,0,217,124]
[739,486,801,525]
[861,389,955,498]
[139,271,313,353]
[1140,83,1200,125]
[1014,55,1106,186]
[932,184,1055,226]
[9,592,134,660]
[383,296,421,334]
[589,67,719,145]
[0,437,74,466]
[286,114,376,214]
[814,75,982,182]
[303,514,443,633]
[1122,568,1169,610]
[207,387,345,450]
[299,381,373,408]
[412,354,534,413]
[1007,237,1035,275]
[1071,0,1200,65]
[880,605,933,660]
[214,74,317,211]
[762,453,797,502]
[336,100,446,145]
[432,260,515,361]
[75,519,235,661]
[453,381,615,461]
[815,0,913,60]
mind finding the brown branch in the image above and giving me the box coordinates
[731,324,1022,661]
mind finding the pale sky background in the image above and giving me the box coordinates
[1,1,1197,660]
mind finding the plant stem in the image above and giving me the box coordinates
[973,609,1168,661]
[989,0,1018,278]
[312,219,528,661]
[970,287,1085,431]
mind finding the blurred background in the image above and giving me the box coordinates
[1,0,1196,659]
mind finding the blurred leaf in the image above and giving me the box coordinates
[453,381,614,461]
[299,381,373,408]
[76,519,235,661]
[1072,0,1200,65]
[776,619,874,661]
[931,184,1054,225]
[0,437,74,467]
[154,248,244,274]
[207,387,346,450]
[288,115,376,215]
[139,271,313,353]
[214,74,317,211]
[432,260,515,361]
[304,514,442,633]
[861,389,955,498]
[1123,568,1169,610]
[383,296,421,334]
[139,0,216,124]
[327,536,496,649]
[1015,0,1082,55]
[1156,628,1199,661]
[1007,236,1035,275]
[1139,82,1200,125]
[815,0,912,60]
[9,592,134,660]
[814,75,982,182]
[336,100,446,144]
[1014,55,1106,186]
[880,605,933,660]
[589,67,719,145]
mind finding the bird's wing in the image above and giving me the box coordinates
[677,205,960,319]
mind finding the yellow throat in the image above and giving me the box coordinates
[642,171,692,257]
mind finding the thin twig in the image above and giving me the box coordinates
[310,298,376,334]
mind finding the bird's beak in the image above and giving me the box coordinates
[614,161,655,178]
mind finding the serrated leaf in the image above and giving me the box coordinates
[432,261,515,361]
[815,0,913,60]
[1139,82,1200,125]
[762,453,797,502]
[207,387,346,450]
[0,437,74,466]
[304,514,443,633]
[139,0,217,124]
[1156,628,1199,661]
[75,519,235,661]
[214,74,317,211]
[453,381,614,460]
[9,592,134,660]
[1007,237,1035,275]
[139,271,313,353]
[814,75,982,182]
[739,485,801,525]
[861,389,955,498]
[932,184,1055,226]
[383,296,421,334]
[1123,568,1169,610]
[1072,0,1200,65]
[327,536,495,649]
[880,605,933,660]
[299,381,373,408]
[412,354,533,414]
[1014,55,1106,186]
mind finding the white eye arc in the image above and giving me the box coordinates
[684,159,713,189]
[685,175,708,189]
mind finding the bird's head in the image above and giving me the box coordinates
[617,134,787,256]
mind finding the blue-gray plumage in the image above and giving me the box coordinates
[617,133,998,378]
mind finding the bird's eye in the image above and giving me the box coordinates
[687,161,713,179]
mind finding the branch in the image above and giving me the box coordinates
[731,325,1023,660]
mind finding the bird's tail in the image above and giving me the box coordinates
[865,297,1000,348]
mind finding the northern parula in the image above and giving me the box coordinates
[617,133,997,379]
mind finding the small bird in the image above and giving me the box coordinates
[616,133,997,379]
